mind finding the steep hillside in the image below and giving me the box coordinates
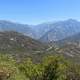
[57,43,80,62]
[0,31,47,59]
[47,33,80,62]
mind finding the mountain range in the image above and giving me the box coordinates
[1,19,80,43]
[39,19,80,42]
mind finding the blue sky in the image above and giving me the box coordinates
[0,0,80,24]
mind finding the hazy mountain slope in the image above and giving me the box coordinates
[31,23,54,39]
[0,20,36,38]
[39,19,80,42]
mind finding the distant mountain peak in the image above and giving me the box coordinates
[67,18,77,21]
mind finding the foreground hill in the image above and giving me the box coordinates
[0,31,47,59]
